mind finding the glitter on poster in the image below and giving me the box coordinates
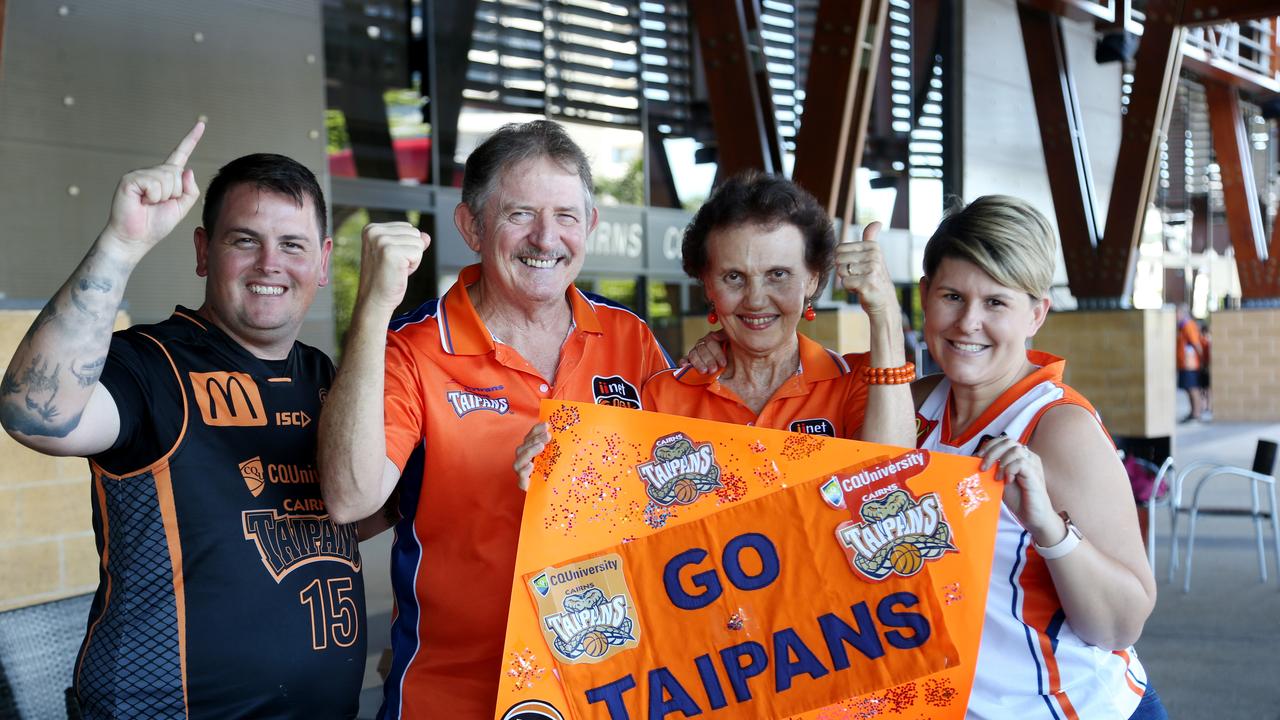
[942,582,963,605]
[754,461,782,488]
[714,472,747,504]
[782,433,826,460]
[957,472,989,515]
[923,677,958,707]
[547,406,581,432]
[643,501,676,529]
[505,647,545,691]
[532,438,561,482]
[878,682,918,713]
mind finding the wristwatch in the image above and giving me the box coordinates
[1033,511,1083,560]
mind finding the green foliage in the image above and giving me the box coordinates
[330,208,369,357]
[325,110,351,155]
[595,157,644,206]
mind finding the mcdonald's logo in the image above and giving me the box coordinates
[190,372,268,427]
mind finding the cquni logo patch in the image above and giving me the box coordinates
[528,553,640,665]
[836,489,957,581]
[635,432,722,506]
[531,573,550,597]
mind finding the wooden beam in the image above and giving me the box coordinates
[836,0,889,232]
[792,0,875,213]
[1204,80,1280,299]
[1097,0,1186,302]
[1018,5,1106,295]
[1019,0,1118,24]
[1019,1,1184,303]
[689,0,781,177]
[1180,0,1280,26]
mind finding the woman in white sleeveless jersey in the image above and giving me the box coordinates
[912,196,1166,719]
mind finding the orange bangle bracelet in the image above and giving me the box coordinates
[863,361,916,385]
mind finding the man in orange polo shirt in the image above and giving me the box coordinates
[318,120,671,719]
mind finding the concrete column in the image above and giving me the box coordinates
[1207,308,1280,421]
[1032,308,1176,440]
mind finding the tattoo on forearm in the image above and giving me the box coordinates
[71,356,107,387]
[0,368,19,396]
[29,303,57,334]
[1,354,63,424]
[71,275,116,321]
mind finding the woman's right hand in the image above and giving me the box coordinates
[835,221,898,317]
[514,422,551,491]
[679,329,730,374]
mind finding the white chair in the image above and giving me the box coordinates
[1167,439,1280,593]
[1135,456,1175,571]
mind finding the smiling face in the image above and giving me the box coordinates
[703,222,819,360]
[194,184,331,359]
[457,155,596,310]
[920,256,1049,393]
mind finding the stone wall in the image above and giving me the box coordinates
[1032,308,1176,438]
[1207,308,1280,421]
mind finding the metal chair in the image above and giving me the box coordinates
[1133,456,1176,571]
[1170,439,1280,592]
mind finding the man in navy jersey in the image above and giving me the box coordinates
[0,123,365,718]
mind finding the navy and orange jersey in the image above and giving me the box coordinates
[82,307,364,719]
[915,351,1146,719]
[641,333,872,438]
[379,264,672,719]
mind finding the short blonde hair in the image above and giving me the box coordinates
[922,195,1058,298]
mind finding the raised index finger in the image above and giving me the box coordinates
[165,121,206,168]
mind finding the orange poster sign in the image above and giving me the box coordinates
[497,402,1001,720]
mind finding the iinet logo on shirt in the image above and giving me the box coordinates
[445,390,510,418]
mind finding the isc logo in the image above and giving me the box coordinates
[190,372,267,427]
[276,411,311,427]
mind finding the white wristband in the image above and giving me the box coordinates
[1033,512,1083,560]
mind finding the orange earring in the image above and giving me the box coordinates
[803,302,816,321]
[707,308,719,325]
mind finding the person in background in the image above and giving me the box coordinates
[1176,303,1207,423]
[318,119,671,718]
[912,195,1165,719]
[0,123,365,718]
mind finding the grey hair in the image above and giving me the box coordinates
[461,119,594,227]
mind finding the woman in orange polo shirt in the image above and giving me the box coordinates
[515,172,914,488]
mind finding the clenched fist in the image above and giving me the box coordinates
[356,222,432,313]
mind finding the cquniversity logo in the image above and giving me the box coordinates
[528,552,641,665]
[819,476,845,509]
[531,573,550,597]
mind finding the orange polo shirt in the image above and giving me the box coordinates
[379,264,671,719]
[641,333,871,438]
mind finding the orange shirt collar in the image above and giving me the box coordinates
[438,264,603,356]
[674,332,848,387]
[940,348,1067,446]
